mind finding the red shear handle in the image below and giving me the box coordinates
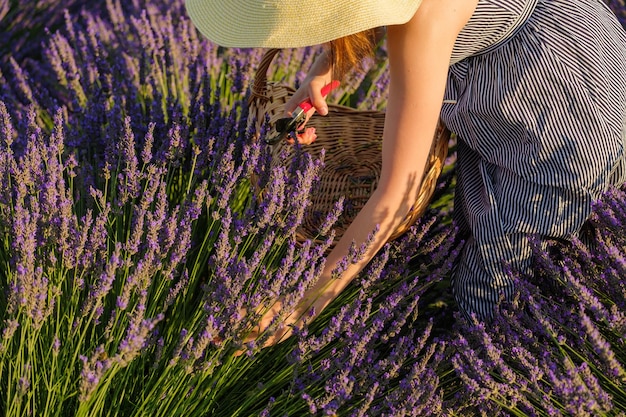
[298,80,340,113]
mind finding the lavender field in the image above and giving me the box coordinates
[1,1,626,416]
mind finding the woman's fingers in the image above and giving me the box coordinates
[242,300,286,342]
[243,299,304,351]
[308,79,329,116]
[284,78,331,118]
[284,88,308,117]
[286,126,317,145]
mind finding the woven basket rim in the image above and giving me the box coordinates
[247,48,450,247]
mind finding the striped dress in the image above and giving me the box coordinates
[440,0,626,320]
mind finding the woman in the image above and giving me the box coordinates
[185,0,626,342]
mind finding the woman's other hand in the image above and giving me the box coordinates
[233,299,307,356]
[234,275,339,356]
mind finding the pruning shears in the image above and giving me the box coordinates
[265,80,340,145]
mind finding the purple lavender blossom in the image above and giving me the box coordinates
[2,1,626,415]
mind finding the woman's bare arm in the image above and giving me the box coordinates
[251,0,477,346]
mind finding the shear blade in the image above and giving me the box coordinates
[265,117,297,144]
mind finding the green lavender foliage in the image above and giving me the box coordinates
[1,1,626,416]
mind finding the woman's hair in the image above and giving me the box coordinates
[328,28,379,78]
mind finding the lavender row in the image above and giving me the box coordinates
[0,0,625,416]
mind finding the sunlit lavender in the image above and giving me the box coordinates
[1,1,626,416]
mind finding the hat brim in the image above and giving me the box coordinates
[185,0,422,48]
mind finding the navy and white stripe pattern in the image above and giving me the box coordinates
[450,0,538,65]
[440,0,626,320]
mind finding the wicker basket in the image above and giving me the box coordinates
[247,48,450,246]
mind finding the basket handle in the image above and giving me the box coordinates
[249,48,282,104]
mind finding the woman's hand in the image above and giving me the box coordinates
[235,273,342,355]
[241,299,294,347]
[233,298,311,356]
[284,50,334,133]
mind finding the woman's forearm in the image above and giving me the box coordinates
[295,176,426,320]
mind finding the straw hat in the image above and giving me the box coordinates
[185,0,422,48]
